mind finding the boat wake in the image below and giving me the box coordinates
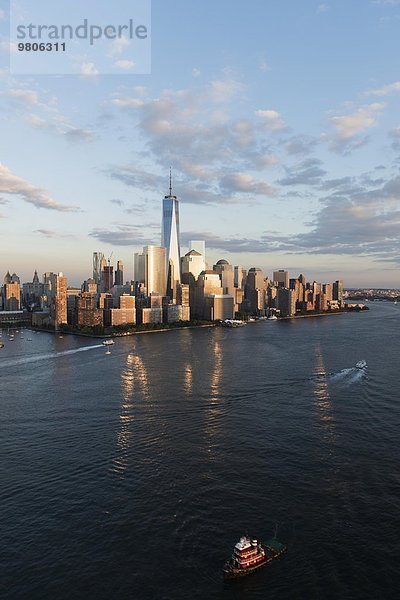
[327,361,367,384]
[0,344,104,370]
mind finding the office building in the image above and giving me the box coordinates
[115,260,124,286]
[273,269,289,288]
[162,174,181,298]
[49,272,67,328]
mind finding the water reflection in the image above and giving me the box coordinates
[111,352,150,475]
[313,345,335,440]
[184,364,193,395]
[204,338,223,453]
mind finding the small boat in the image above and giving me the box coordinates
[268,314,278,320]
[102,339,115,346]
[105,349,111,355]
[223,535,287,579]
[356,360,367,369]
[0,342,4,348]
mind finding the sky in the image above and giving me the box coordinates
[1,0,400,287]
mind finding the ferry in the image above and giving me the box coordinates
[102,339,115,346]
[223,535,287,579]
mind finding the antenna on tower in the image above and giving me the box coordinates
[169,167,172,196]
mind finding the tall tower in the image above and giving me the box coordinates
[93,252,104,285]
[162,169,181,299]
[115,260,124,286]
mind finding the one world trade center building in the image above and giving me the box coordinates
[162,173,181,300]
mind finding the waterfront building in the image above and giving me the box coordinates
[245,267,266,314]
[66,287,81,324]
[273,269,289,288]
[333,280,343,304]
[162,174,181,299]
[75,293,103,328]
[140,307,163,325]
[105,294,136,327]
[277,287,296,317]
[167,304,190,322]
[203,295,235,321]
[2,277,21,311]
[322,283,333,302]
[49,272,67,329]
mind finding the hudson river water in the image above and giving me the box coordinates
[1,302,399,599]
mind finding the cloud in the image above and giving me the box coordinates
[111,97,144,109]
[8,89,39,105]
[329,103,384,140]
[110,198,124,206]
[192,68,201,78]
[64,128,95,142]
[0,163,78,211]
[220,173,275,195]
[389,127,400,138]
[255,109,287,131]
[107,36,130,56]
[0,9,6,20]
[89,224,155,246]
[209,79,244,103]
[80,62,99,76]
[278,158,327,186]
[367,81,400,96]
[35,229,73,238]
[114,59,135,70]
[317,4,329,12]
[285,135,319,155]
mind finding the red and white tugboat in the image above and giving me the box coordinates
[223,535,287,579]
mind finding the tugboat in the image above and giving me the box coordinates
[223,535,286,579]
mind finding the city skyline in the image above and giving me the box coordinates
[1,1,400,286]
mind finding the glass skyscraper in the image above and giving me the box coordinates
[162,177,181,298]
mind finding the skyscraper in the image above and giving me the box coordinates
[115,260,124,286]
[93,252,104,285]
[134,247,166,295]
[273,269,289,288]
[162,171,181,299]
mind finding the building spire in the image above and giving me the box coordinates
[169,167,172,196]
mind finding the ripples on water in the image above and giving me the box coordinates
[1,304,399,599]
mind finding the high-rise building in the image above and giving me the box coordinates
[273,269,289,288]
[93,252,104,285]
[333,280,343,303]
[49,272,67,329]
[142,245,167,296]
[2,275,21,311]
[181,250,206,283]
[115,260,124,286]
[103,266,114,292]
[162,173,181,298]
[134,252,145,285]
[277,287,296,317]
[214,259,235,296]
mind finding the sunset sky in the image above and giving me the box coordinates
[1,0,400,287]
